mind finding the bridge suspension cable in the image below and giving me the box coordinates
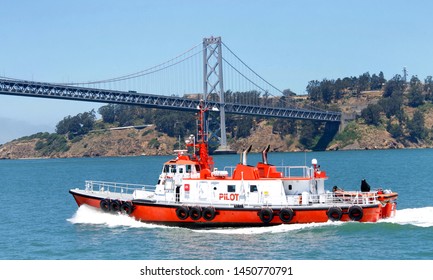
[222,42,284,95]
[220,42,328,112]
[59,42,203,85]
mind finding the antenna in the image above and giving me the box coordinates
[403,66,408,83]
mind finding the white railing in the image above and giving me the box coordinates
[223,166,236,176]
[84,180,155,194]
[276,166,312,178]
[223,165,312,178]
[307,191,379,205]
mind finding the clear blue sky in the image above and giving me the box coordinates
[1,0,433,143]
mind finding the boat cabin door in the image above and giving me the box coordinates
[247,184,259,203]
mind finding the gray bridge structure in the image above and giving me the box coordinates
[0,37,341,152]
[0,78,341,121]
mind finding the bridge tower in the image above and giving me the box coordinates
[203,36,235,154]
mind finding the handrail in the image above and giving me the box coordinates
[309,191,378,205]
[85,180,155,194]
[223,165,312,178]
[276,166,312,178]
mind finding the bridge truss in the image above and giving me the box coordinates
[0,78,341,122]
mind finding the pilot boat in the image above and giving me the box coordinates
[69,103,398,227]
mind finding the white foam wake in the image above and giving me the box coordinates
[379,207,433,228]
[67,205,433,232]
[67,205,166,229]
[194,221,342,235]
[67,205,340,233]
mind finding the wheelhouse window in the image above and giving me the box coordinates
[228,185,236,192]
[163,165,169,173]
[250,185,258,192]
[170,165,176,173]
[186,165,192,173]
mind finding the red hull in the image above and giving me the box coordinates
[70,190,396,227]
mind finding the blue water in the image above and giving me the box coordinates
[1,149,432,260]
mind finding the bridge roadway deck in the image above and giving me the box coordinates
[0,78,341,122]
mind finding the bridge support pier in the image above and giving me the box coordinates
[203,36,236,154]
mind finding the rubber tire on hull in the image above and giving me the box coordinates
[189,207,202,221]
[202,207,216,221]
[259,208,274,224]
[175,206,189,220]
[109,200,121,212]
[100,199,110,212]
[348,205,363,221]
[327,206,343,221]
[279,208,294,223]
[120,202,134,215]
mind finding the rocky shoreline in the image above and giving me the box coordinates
[1,119,431,160]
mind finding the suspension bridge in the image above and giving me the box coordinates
[0,36,341,153]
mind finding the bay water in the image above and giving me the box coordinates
[1,149,432,260]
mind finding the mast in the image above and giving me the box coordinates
[186,101,214,171]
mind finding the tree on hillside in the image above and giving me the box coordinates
[116,105,136,126]
[153,110,196,138]
[35,133,69,156]
[378,95,403,118]
[361,104,382,126]
[383,74,405,98]
[282,88,297,97]
[299,120,323,149]
[408,76,424,107]
[408,110,427,142]
[234,116,254,138]
[320,79,335,103]
[424,76,433,101]
[225,115,254,139]
[98,104,116,123]
[98,104,152,126]
[272,119,297,137]
[306,72,387,104]
[357,72,371,93]
[55,110,96,139]
[386,120,404,139]
[306,80,322,102]
[371,72,386,90]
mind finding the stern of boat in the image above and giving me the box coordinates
[378,192,398,218]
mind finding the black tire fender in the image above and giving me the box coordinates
[100,199,110,212]
[202,207,216,221]
[189,206,202,221]
[348,205,363,221]
[327,206,343,221]
[120,201,134,215]
[279,208,294,223]
[175,206,189,220]
[259,208,274,224]
[109,200,121,212]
